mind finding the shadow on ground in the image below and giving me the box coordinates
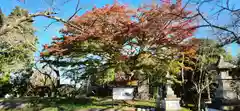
[0,97,93,111]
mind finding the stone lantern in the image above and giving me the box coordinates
[164,72,181,111]
[208,55,238,110]
[214,55,237,100]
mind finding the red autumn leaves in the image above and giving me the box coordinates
[41,0,197,57]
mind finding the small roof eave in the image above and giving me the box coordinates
[217,62,237,69]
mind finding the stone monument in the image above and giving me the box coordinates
[164,72,181,111]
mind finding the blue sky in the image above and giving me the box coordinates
[1,0,240,58]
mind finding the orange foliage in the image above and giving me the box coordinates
[41,0,198,57]
[179,38,202,71]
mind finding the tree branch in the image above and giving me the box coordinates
[0,11,83,36]
[195,0,240,46]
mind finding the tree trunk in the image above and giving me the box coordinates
[197,58,204,111]
[181,54,185,104]
[51,67,60,97]
[55,74,60,97]
[56,73,60,88]
[86,75,92,95]
[206,76,211,101]
[197,92,202,111]
[156,86,160,108]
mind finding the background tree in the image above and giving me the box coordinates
[10,66,33,97]
[0,5,67,96]
[0,7,37,86]
[178,38,233,111]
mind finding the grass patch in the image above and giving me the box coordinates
[92,97,155,108]
[180,108,192,111]
[0,97,193,111]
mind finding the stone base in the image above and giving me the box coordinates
[215,89,238,100]
[165,98,181,111]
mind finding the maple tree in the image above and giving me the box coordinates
[40,0,198,100]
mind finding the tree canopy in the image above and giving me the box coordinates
[39,1,197,86]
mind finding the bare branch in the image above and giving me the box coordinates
[67,0,82,22]
[200,79,213,92]
[34,60,56,87]
[193,81,200,93]
[196,0,239,46]
[44,21,58,31]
